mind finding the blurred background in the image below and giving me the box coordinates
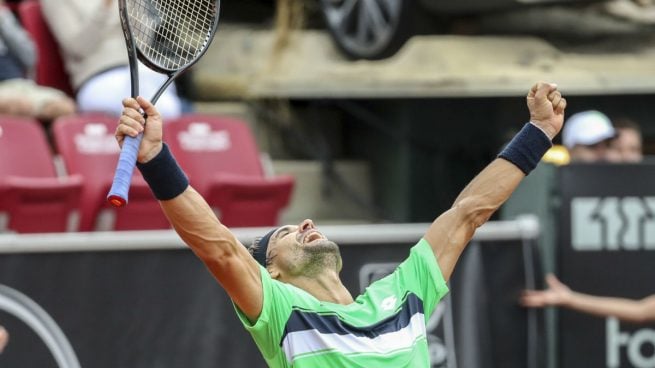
[0,0,654,367]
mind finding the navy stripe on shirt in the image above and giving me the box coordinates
[280,292,424,346]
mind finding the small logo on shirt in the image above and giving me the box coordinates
[380,296,397,311]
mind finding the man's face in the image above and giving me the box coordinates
[266,219,342,279]
[569,140,614,163]
[611,128,643,163]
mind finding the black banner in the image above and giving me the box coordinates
[558,163,655,368]
[0,237,541,368]
[450,240,544,368]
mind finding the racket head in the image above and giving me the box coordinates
[110,0,220,208]
[119,0,220,75]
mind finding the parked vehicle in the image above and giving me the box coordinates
[318,0,604,59]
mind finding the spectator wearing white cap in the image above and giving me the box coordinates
[562,110,618,162]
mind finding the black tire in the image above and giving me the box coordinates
[319,0,417,60]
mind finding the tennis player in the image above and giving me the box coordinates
[115,81,566,367]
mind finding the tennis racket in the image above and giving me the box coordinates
[107,0,220,207]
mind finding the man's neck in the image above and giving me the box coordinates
[289,272,354,305]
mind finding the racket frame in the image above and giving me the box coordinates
[107,0,220,207]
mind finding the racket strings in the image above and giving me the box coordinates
[127,0,217,71]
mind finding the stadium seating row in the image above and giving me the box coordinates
[0,114,294,233]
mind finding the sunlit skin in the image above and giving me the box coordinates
[265,219,353,305]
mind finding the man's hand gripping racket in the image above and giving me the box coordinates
[107,0,220,207]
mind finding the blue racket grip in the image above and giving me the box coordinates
[107,133,144,207]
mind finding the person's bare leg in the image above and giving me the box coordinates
[37,97,77,121]
[0,97,34,117]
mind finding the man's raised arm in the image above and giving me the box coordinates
[115,96,264,322]
[424,82,566,281]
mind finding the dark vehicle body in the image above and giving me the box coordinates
[319,0,603,59]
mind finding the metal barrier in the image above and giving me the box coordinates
[0,215,539,253]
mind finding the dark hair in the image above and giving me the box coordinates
[250,228,278,267]
[613,117,641,133]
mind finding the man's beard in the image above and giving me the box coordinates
[293,240,342,277]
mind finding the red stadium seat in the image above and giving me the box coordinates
[51,114,170,231]
[165,114,294,227]
[17,0,74,96]
[0,115,82,233]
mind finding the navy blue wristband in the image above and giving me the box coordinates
[498,123,552,175]
[136,143,189,200]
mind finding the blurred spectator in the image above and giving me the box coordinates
[541,144,571,165]
[40,0,183,118]
[522,274,655,324]
[0,325,7,353]
[562,110,617,162]
[610,117,643,163]
[0,0,75,120]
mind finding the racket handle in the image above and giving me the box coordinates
[107,133,143,207]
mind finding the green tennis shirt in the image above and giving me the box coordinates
[235,238,449,367]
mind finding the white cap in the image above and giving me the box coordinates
[562,110,617,149]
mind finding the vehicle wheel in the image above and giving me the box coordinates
[319,0,417,60]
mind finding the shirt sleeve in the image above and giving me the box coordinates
[233,265,293,361]
[393,238,449,319]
